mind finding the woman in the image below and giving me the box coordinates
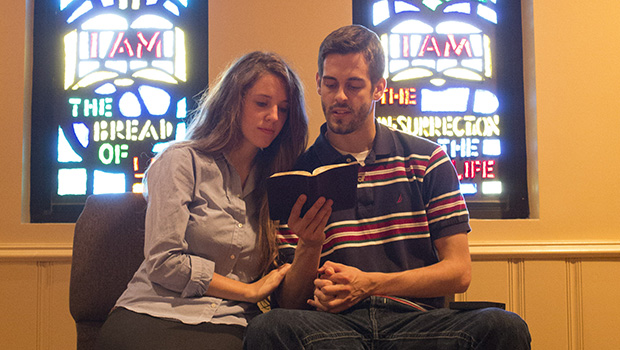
[96,52,329,350]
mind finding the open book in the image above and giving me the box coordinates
[266,162,359,221]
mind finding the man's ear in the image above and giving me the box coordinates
[316,72,322,95]
[372,77,387,101]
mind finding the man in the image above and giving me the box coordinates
[244,25,531,349]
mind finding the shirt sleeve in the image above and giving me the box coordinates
[275,224,297,265]
[423,147,471,239]
[142,147,215,298]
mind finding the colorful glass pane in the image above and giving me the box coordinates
[31,0,208,222]
[354,0,528,218]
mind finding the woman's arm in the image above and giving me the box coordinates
[207,265,290,303]
[142,148,201,296]
[143,147,292,301]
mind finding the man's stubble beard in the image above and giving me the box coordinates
[322,101,373,135]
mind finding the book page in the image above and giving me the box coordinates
[269,161,359,178]
[311,161,359,176]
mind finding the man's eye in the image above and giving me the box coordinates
[348,85,363,90]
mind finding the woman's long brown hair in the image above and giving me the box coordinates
[167,51,308,274]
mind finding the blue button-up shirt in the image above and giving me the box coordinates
[115,145,263,326]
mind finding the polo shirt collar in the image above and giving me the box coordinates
[314,120,396,165]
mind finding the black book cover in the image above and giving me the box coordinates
[266,162,359,221]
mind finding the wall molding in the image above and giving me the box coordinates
[0,244,72,261]
[37,262,52,350]
[566,259,584,350]
[509,259,526,316]
[470,242,620,259]
[1,241,620,262]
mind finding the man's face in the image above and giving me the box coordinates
[316,52,385,135]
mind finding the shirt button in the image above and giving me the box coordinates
[237,223,243,228]
[346,158,353,163]
[230,254,235,260]
[210,303,217,308]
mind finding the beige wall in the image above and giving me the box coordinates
[1,0,619,349]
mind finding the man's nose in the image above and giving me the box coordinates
[334,86,348,103]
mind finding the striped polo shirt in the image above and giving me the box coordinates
[277,121,470,309]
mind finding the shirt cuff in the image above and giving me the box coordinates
[433,221,471,240]
[180,255,215,298]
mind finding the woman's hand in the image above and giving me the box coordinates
[244,263,291,303]
[287,195,333,247]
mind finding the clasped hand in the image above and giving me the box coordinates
[307,261,373,313]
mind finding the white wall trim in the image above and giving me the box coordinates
[470,242,620,259]
[0,244,72,261]
[1,241,620,262]
[566,259,584,350]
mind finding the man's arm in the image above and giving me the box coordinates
[275,240,323,309]
[274,195,333,309]
[309,233,471,313]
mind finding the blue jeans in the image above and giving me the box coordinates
[244,296,530,349]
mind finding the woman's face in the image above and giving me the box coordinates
[240,73,289,150]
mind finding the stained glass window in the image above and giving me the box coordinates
[354,0,529,218]
[30,0,208,222]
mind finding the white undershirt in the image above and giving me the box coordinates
[333,145,370,166]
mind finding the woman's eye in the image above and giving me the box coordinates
[256,101,268,107]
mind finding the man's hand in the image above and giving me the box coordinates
[287,195,332,247]
[307,261,375,313]
[302,233,472,312]
[275,195,332,309]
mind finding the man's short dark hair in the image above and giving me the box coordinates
[318,25,385,85]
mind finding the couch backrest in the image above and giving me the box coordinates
[69,193,147,325]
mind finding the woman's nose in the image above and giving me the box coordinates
[266,105,279,121]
